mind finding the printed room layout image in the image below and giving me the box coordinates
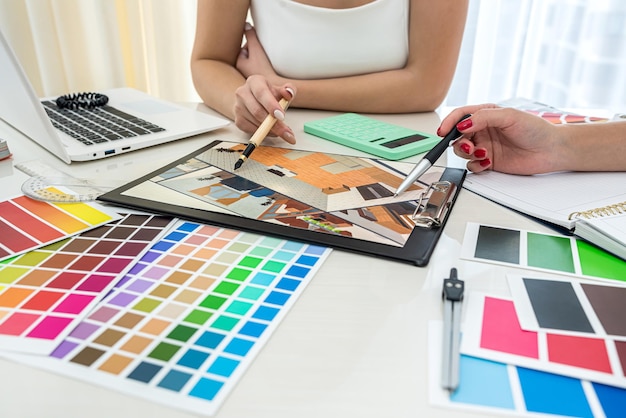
[150,142,442,244]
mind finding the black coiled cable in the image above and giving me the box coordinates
[55,92,109,110]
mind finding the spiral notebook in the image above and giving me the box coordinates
[573,210,626,260]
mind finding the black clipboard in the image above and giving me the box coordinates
[98,140,465,266]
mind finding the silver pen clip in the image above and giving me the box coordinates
[412,180,456,228]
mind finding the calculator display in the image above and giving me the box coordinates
[382,133,430,149]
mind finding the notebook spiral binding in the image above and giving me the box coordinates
[568,201,626,220]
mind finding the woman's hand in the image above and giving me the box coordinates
[233,75,296,144]
[439,104,563,175]
[236,24,279,82]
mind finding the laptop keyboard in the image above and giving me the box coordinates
[41,100,165,145]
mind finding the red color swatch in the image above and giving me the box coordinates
[547,334,612,373]
[0,200,64,243]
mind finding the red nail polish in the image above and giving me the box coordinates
[474,149,486,159]
[436,126,442,136]
[479,158,491,167]
[460,143,471,154]
[457,119,473,131]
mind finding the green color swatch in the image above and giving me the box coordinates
[226,268,252,281]
[527,232,575,273]
[149,342,181,361]
[184,309,213,325]
[199,295,227,310]
[238,256,263,268]
[167,325,198,342]
[212,281,240,296]
[577,240,626,282]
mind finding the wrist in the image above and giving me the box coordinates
[551,125,578,172]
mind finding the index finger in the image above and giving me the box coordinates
[438,103,499,136]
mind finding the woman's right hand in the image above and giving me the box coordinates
[233,75,296,144]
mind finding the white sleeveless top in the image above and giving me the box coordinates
[250,0,409,79]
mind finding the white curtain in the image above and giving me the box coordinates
[1,0,625,113]
[447,0,626,113]
[0,0,199,102]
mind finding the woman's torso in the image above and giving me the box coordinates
[250,0,410,79]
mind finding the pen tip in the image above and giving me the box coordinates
[234,160,242,170]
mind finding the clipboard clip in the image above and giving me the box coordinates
[411,180,456,228]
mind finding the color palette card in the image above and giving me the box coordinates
[0,213,175,354]
[508,275,626,340]
[0,194,122,262]
[4,220,331,416]
[428,321,626,418]
[498,97,610,125]
[461,223,626,283]
[460,293,626,389]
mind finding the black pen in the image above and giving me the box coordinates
[394,114,471,196]
[234,95,292,170]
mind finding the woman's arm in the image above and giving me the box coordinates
[557,121,626,172]
[190,0,250,120]
[440,104,626,174]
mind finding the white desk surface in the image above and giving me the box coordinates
[0,105,555,418]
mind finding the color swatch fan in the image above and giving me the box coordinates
[0,194,121,262]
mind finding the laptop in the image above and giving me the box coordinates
[0,29,230,164]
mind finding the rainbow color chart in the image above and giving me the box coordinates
[0,195,120,262]
[8,220,331,416]
[0,213,175,354]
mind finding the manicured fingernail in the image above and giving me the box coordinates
[285,87,295,98]
[436,126,442,136]
[457,119,473,131]
[284,131,295,144]
[273,109,285,120]
[244,22,252,31]
[479,158,491,167]
[474,149,487,158]
[460,143,471,154]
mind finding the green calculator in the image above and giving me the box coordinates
[303,113,439,160]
